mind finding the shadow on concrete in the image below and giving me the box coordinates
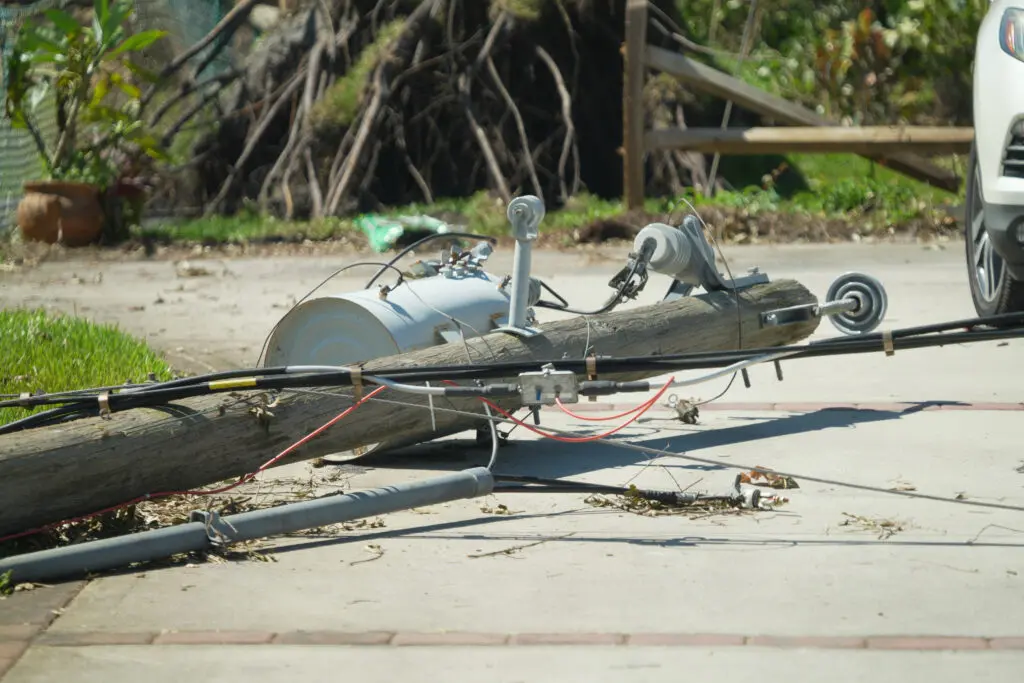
[269,510,1024,556]
[349,402,953,481]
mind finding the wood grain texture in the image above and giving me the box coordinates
[0,279,818,535]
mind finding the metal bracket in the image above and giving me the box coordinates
[496,195,544,338]
[645,216,769,302]
[518,363,579,406]
[189,509,238,547]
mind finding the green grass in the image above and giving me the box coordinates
[139,150,966,247]
[0,309,174,427]
[140,191,631,245]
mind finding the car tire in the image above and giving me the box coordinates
[965,142,1024,316]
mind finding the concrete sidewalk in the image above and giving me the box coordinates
[2,241,1024,681]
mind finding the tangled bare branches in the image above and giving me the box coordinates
[146,0,730,220]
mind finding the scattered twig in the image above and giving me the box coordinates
[839,512,905,540]
[468,533,575,559]
[350,543,385,566]
[966,524,1024,546]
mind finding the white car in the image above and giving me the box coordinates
[970,0,1024,314]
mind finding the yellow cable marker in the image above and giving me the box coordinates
[209,378,258,391]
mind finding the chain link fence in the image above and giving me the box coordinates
[0,0,228,233]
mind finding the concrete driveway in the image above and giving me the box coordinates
[2,239,1024,682]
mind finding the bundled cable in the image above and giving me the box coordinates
[3,312,1024,435]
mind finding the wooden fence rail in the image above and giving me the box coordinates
[622,0,974,209]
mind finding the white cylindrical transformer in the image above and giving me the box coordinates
[264,270,518,368]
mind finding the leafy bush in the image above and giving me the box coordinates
[677,0,986,125]
[3,0,169,188]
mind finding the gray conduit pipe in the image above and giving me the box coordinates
[1,468,495,585]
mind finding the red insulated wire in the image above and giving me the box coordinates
[476,378,675,443]
[554,394,659,422]
[0,386,387,545]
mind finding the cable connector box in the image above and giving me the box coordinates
[517,364,578,406]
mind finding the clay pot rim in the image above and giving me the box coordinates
[23,180,101,193]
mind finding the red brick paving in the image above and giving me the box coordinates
[511,633,626,646]
[36,632,157,647]
[865,636,990,651]
[392,632,509,646]
[271,630,395,646]
[627,633,746,647]
[746,635,867,649]
[988,637,1024,650]
[154,631,274,645]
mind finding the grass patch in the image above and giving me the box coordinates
[0,309,174,427]
[139,191,632,245]
[310,20,406,131]
[140,151,966,247]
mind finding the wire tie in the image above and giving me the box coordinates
[882,330,894,357]
[586,353,598,402]
[97,392,111,418]
[350,365,364,401]
[18,392,30,407]
[425,381,437,432]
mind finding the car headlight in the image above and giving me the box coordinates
[1000,8,1024,62]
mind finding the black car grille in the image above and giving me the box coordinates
[1003,135,1024,178]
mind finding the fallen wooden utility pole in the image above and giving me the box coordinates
[0,280,819,536]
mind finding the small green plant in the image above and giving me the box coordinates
[4,0,169,191]
[0,570,11,596]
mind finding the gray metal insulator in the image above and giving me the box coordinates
[825,272,888,335]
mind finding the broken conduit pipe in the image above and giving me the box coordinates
[0,468,495,585]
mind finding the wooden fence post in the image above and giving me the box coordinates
[623,0,647,211]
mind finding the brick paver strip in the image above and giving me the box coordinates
[272,631,395,646]
[392,632,510,646]
[13,630,1024,651]
[627,633,746,647]
[154,631,273,645]
[0,643,28,661]
[746,635,867,649]
[0,627,39,641]
[989,637,1024,650]
[36,632,157,647]
[865,636,990,650]
[512,633,626,645]
[0,659,15,678]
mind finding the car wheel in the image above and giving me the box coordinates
[965,143,1024,316]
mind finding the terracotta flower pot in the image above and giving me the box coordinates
[17,181,105,247]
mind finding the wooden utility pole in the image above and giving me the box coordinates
[0,280,820,536]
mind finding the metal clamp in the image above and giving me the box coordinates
[189,509,238,547]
